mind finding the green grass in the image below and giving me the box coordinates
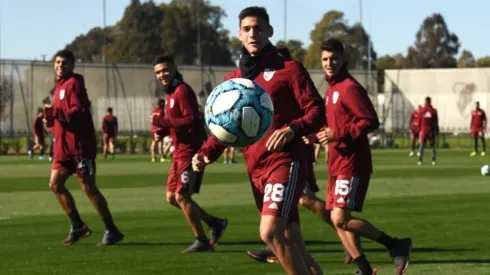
[1,149,490,275]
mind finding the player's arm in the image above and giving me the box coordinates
[193,135,228,172]
[289,62,326,136]
[58,77,90,124]
[433,110,440,135]
[483,111,487,131]
[114,117,119,134]
[152,89,195,129]
[333,85,379,141]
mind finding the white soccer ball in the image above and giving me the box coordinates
[481,164,490,176]
[205,78,274,147]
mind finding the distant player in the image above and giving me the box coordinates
[317,39,411,275]
[151,99,171,163]
[193,7,325,274]
[102,107,118,159]
[151,55,228,253]
[44,50,123,246]
[30,108,47,160]
[409,105,422,157]
[418,96,439,165]
[246,133,361,266]
[470,101,487,156]
[223,147,236,164]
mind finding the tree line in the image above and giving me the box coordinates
[62,0,490,70]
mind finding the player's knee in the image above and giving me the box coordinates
[259,227,283,246]
[174,192,191,204]
[49,181,65,194]
[80,182,100,196]
[299,195,312,208]
[166,193,178,206]
[330,212,348,230]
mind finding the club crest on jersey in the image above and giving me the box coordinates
[59,89,65,100]
[332,91,339,104]
[263,68,276,81]
[170,98,175,108]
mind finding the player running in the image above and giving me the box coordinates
[151,99,171,163]
[470,101,487,156]
[409,105,421,157]
[417,97,439,165]
[29,108,47,160]
[102,107,118,159]
[44,50,123,246]
[316,39,411,275]
[193,6,325,275]
[151,55,228,253]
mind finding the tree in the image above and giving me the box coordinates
[229,37,242,64]
[376,54,406,70]
[475,56,490,67]
[406,13,460,68]
[63,27,115,62]
[303,10,377,70]
[275,40,306,63]
[457,50,475,68]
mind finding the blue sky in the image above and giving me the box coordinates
[0,0,487,60]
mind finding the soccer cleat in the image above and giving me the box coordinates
[98,230,124,246]
[416,152,420,157]
[151,158,156,163]
[246,248,279,264]
[417,161,422,166]
[482,152,486,156]
[432,161,436,166]
[209,218,228,247]
[182,239,215,253]
[62,224,93,246]
[470,151,477,156]
[389,238,412,275]
[409,151,414,157]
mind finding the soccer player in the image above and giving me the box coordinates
[470,101,487,156]
[44,50,124,246]
[223,147,236,164]
[151,99,171,163]
[151,55,228,253]
[409,105,421,157]
[316,39,411,275]
[30,108,47,160]
[102,107,118,159]
[193,7,325,274]
[418,96,439,165]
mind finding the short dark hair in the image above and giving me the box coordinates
[54,50,75,64]
[158,98,165,105]
[425,96,431,104]
[276,46,291,59]
[37,107,43,114]
[239,6,269,26]
[320,39,345,54]
[476,101,480,105]
[153,55,175,66]
[107,107,113,113]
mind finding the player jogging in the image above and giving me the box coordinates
[151,99,171,163]
[151,55,228,253]
[409,105,421,157]
[470,101,486,156]
[193,7,325,275]
[44,50,123,246]
[30,108,47,160]
[417,96,439,165]
[316,39,411,275]
[102,107,118,159]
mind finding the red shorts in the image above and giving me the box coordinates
[52,159,96,178]
[471,129,484,138]
[103,133,115,144]
[249,161,306,224]
[326,174,370,212]
[303,160,319,195]
[419,130,435,145]
[167,160,203,194]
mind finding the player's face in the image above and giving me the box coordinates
[239,16,272,56]
[154,62,176,88]
[321,50,345,78]
[476,103,480,109]
[54,56,74,78]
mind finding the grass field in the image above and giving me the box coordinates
[1,149,490,275]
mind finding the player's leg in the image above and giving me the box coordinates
[409,131,416,156]
[102,134,108,159]
[76,159,123,246]
[109,137,115,159]
[328,176,411,275]
[39,138,46,158]
[430,137,436,165]
[151,134,158,162]
[471,131,479,156]
[417,134,426,164]
[314,143,321,163]
[229,147,236,163]
[285,221,323,275]
[223,147,230,164]
[49,162,92,246]
[481,132,486,156]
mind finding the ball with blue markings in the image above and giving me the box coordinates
[204,78,274,147]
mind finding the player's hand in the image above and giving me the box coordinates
[43,118,54,128]
[316,127,336,146]
[192,154,210,172]
[266,127,295,152]
[302,136,311,144]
